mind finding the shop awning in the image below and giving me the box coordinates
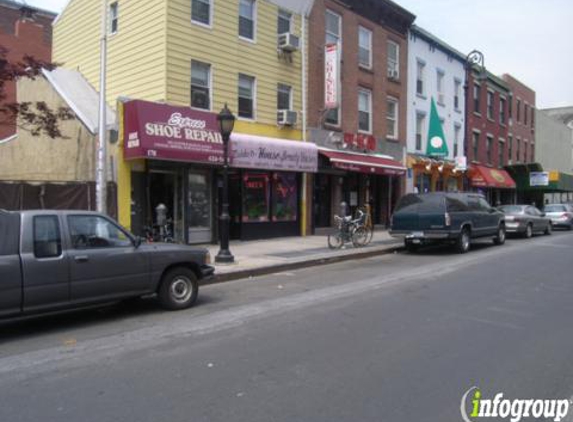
[469,164,516,189]
[319,148,406,176]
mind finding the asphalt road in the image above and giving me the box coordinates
[2,231,573,422]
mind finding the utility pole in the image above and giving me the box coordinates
[96,0,108,213]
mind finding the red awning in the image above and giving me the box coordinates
[319,149,406,176]
[469,165,516,189]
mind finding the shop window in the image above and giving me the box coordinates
[272,173,298,222]
[243,173,270,222]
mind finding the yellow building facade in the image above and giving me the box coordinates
[53,0,315,243]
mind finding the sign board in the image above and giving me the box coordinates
[530,172,549,187]
[324,43,340,109]
[455,156,467,170]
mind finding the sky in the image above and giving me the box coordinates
[20,0,573,109]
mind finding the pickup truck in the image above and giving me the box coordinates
[0,209,214,319]
[390,192,506,253]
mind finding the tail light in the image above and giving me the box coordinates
[445,212,451,226]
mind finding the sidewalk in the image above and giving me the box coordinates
[203,230,403,284]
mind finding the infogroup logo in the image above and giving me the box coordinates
[460,387,570,422]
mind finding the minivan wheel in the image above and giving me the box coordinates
[456,228,470,254]
[493,224,506,245]
[523,223,533,239]
[158,267,199,310]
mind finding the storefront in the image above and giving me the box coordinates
[407,155,465,194]
[313,144,406,230]
[505,163,573,207]
[123,99,317,243]
[467,164,516,205]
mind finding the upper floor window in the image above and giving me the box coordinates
[415,113,425,151]
[486,135,493,164]
[387,40,399,79]
[238,74,255,119]
[277,9,292,34]
[454,124,461,157]
[516,138,521,163]
[516,99,521,122]
[499,97,506,125]
[416,61,425,96]
[436,71,445,105]
[524,104,529,125]
[239,0,256,40]
[508,135,513,162]
[277,83,292,110]
[191,60,211,110]
[487,91,494,120]
[192,0,211,26]
[358,88,372,133]
[109,2,119,34]
[325,10,341,48]
[498,139,505,166]
[472,131,480,160]
[473,83,481,114]
[358,26,372,69]
[386,97,398,140]
[454,79,461,110]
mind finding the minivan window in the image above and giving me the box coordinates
[395,194,445,213]
[34,215,62,258]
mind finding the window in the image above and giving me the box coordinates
[508,135,513,162]
[387,41,399,79]
[325,9,341,48]
[415,113,425,151]
[473,84,481,114]
[524,104,528,125]
[358,89,372,133]
[277,83,292,110]
[238,74,255,119]
[472,131,480,161]
[498,139,505,166]
[486,135,493,164]
[516,99,521,122]
[487,91,494,120]
[523,140,528,162]
[454,79,461,110]
[192,0,211,26]
[531,109,535,128]
[325,108,339,126]
[500,97,506,125]
[358,26,372,68]
[272,172,298,222]
[243,172,298,223]
[191,60,211,110]
[239,0,256,40]
[454,124,461,157]
[437,71,445,105]
[277,9,291,34]
[68,215,131,249]
[386,97,398,139]
[516,138,521,163]
[416,61,425,96]
[34,216,62,258]
[109,2,118,34]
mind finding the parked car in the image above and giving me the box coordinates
[0,210,214,320]
[542,204,573,230]
[390,192,505,253]
[497,205,552,237]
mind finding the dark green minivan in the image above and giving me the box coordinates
[389,192,506,253]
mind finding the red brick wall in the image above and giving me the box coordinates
[307,0,409,146]
[501,74,536,164]
[0,4,54,139]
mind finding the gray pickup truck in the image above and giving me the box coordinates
[0,209,214,319]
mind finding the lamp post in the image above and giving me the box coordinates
[215,104,236,264]
[463,50,486,191]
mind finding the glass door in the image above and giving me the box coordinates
[187,171,212,244]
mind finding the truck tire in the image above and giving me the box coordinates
[158,267,199,310]
[455,228,471,254]
[493,224,506,245]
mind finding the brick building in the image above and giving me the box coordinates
[307,0,415,231]
[465,67,515,204]
[0,0,55,140]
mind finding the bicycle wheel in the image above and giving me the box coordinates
[352,226,369,247]
[365,226,374,244]
[327,232,344,249]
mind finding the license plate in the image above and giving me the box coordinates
[412,239,421,244]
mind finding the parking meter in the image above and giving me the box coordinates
[155,203,168,226]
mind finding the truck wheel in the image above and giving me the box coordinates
[158,267,199,310]
[455,228,470,254]
[493,224,506,245]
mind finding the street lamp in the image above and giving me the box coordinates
[215,104,236,264]
[463,49,486,190]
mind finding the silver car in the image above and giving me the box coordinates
[498,205,552,238]
[543,204,573,230]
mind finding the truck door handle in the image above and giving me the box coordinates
[74,255,89,263]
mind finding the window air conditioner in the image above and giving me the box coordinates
[277,110,297,126]
[278,33,300,52]
[387,68,399,79]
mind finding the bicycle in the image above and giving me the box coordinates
[327,210,369,249]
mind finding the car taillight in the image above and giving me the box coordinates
[445,212,451,226]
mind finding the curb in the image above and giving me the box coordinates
[203,244,403,285]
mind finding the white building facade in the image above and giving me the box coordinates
[406,25,467,193]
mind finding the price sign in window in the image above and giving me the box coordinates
[272,172,297,222]
[243,173,270,222]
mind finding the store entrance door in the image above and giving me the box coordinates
[187,171,212,244]
[149,170,184,242]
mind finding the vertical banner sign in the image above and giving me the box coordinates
[426,97,449,157]
[324,43,340,109]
